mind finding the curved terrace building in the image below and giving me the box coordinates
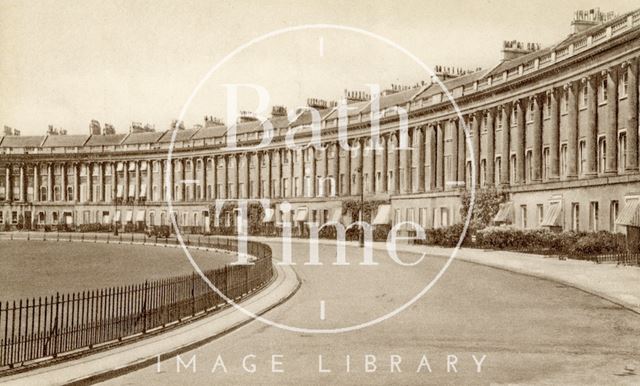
[1,8,640,235]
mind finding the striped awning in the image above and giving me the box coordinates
[616,198,640,226]
[373,205,392,225]
[263,208,275,223]
[294,208,308,222]
[541,201,562,227]
[493,202,514,224]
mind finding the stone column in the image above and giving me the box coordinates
[626,58,639,171]
[221,156,227,199]
[5,165,11,201]
[331,142,340,196]
[19,164,25,201]
[147,160,153,201]
[458,118,467,187]
[566,82,579,179]
[548,89,560,180]
[112,162,117,202]
[606,67,619,174]
[33,163,39,202]
[61,163,67,201]
[472,112,481,186]
[532,95,543,182]
[427,126,436,190]
[585,76,598,176]
[309,148,316,197]
[256,152,263,198]
[436,122,445,190]
[98,162,104,202]
[450,120,459,188]
[393,134,400,193]
[289,149,294,197]
[265,151,272,198]
[486,109,496,186]
[73,162,80,202]
[47,163,53,201]
[367,139,376,193]
[380,135,387,193]
[122,161,129,201]
[515,100,526,183]
[344,142,355,196]
[190,158,196,201]
[234,154,240,199]
[86,163,92,202]
[244,154,250,198]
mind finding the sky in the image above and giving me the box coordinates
[0,0,638,136]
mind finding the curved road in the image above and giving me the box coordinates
[102,242,640,385]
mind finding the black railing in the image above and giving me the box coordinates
[0,234,273,372]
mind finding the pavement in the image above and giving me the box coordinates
[248,235,640,314]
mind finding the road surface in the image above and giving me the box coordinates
[101,242,640,385]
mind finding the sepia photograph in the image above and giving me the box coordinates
[0,0,639,384]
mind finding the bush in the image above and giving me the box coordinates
[475,226,625,257]
[570,231,625,255]
[423,223,473,247]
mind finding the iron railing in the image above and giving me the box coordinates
[0,234,273,372]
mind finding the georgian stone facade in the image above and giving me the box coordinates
[2,9,640,234]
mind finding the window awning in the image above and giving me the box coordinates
[329,208,342,223]
[65,213,73,224]
[616,198,640,226]
[116,185,124,198]
[128,163,136,171]
[341,212,353,226]
[125,210,133,222]
[102,213,111,224]
[136,210,145,222]
[128,184,135,197]
[373,205,392,225]
[140,184,147,197]
[140,162,148,171]
[263,208,275,223]
[493,202,514,224]
[541,201,562,227]
[116,163,124,172]
[114,210,121,222]
[294,208,308,222]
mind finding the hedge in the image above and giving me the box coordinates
[476,226,627,255]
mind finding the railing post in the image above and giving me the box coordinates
[191,273,196,317]
[142,280,148,333]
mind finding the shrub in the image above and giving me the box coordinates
[570,231,625,255]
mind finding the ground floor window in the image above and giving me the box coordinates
[572,203,580,231]
[11,211,18,224]
[520,205,527,228]
[537,204,544,226]
[610,200,619,232]
[589,201,599,231]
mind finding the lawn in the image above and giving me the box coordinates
[0,240,237,301]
